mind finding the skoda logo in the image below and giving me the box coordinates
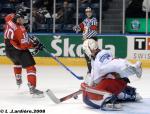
[131,19,140,31]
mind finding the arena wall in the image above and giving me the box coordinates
[0,34,150,68]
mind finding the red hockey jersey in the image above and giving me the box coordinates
[4,13,33,50]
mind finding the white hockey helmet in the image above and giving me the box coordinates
[82,39,98,58]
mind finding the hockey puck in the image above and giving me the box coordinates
[73,95,78,99]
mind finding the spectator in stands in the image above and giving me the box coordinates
[32,0,52,32]
[126,0,145,18]
[142,0,150,12]
[32,7,49,31]
[62,1,74,24]
[33,0,53,14]
[32,8,41,30]
[55,0,74,31]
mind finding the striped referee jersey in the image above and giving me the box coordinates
[79,16,98,39]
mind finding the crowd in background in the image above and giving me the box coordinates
[0,0,149,33]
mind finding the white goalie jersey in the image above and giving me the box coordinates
[86,49,141,86]
[90,50,114,83]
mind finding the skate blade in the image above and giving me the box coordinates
[32,93,45,98]
[101,103,122,111]
[17,85,21,89]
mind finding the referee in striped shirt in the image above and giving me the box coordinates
[73,7,98,76]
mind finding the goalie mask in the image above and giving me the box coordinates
[82,39,98,59]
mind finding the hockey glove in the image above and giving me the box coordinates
[29,35,39,45]
[34,42,44,51]
[30,43,44,56]
[73,25,81,32]
[29,35,44,50]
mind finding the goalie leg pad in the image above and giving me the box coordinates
[81,78,127,101]
[82,92,122,111]
[81,78,127,110]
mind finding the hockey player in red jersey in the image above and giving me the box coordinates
[80,39,142,110]
[4,13,44,98]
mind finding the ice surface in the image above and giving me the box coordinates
[0,65,150,114]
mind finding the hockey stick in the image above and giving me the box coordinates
[46,89,82,104]
[29,36,83,80]
[46,87,122,111]
[46,87,110,104]
[29,35,83,80]
[42,48,83,80]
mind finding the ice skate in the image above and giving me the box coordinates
[101,103,122,111]
[134,93,142,101]
[127,61,142,78]
[134,61,142,78]
[28,83,44,98]
[101,95,122,111]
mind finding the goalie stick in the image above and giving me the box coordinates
[46,87,111,104]
[46,88,122,111]
[46,89,82,104]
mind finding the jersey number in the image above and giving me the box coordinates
[4,27,14,39]
[99,54,111,63]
